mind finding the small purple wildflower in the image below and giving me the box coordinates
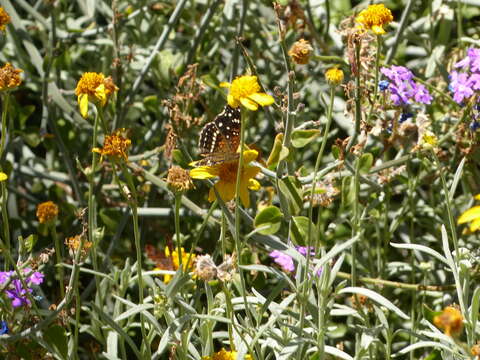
[380,66,433,106]
[6,280,32,308]
[0,271,13,285]
[449,71,474,104]
[1,269,44,308]
[0,321,8,335]
[269,250,295,272]
[455,48,480,73]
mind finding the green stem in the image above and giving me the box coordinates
[88,109,102,305]
[174,193,183,273]
[351,158,361,287]
[222,283,236,351]
[52,225,65,298]
[0,93,11,267]
[346,41,362,153]
[367,35,382,124]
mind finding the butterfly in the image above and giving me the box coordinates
[197,105,241,165]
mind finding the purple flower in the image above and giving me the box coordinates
[380,66,432,106]
[27,272,44,285]
[449,71,474,104]
[381,66,413,82]
[6,280,32,308]
[269,250,295,272]
[0,271,13,285]
[379,80,390,91]
[412,83,433,104]
[455,48,480,73]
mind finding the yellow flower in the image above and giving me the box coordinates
[36,201,59,224]
[0,7,10,32]
[155,247,195,284]
[93,129,131,161]
[0,63,22,91]
[458,194,480,232]
[356,4,393,35]
[202,349,252,360]
[220,75,274,111]
[433,306,463,337]
[75,72,118,118]
[190,150,261,207]
[325,68,344,86]
[0,172,7,182]
[288,39,313,65]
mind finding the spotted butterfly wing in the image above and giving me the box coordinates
[198,105,240,165]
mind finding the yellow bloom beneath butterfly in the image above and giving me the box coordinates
[202,348,252,360]
[75,72,118,118]
[356,4,393,35]
[190,149,261,207]
[458,194,480,232]
[220,75,274,111]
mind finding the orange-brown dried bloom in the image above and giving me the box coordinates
[36,201,59,224]
[288,39,313,65]
[65,235,92,260]
[433,306,464,337]
[93,129,131,161]
[0,7,10,31]
[75,72,118,118]
[0,63,22,91]
[472,344,480,358]
[166,165,194,193]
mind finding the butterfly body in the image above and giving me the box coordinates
[197,105,241,165]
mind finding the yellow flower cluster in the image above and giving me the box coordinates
[202,349,252,360]
[0,63,22,91]
[36,201,59,224]
[93,129,131,161]
[0,7,10,32]
[325,68,344,86]
[221,75,274,111]
[75,72,118,118]
[433,306,463,337]
[190,150,261,207]
[356,4,393,35]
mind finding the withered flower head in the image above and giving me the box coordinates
[93,129,131,161]
[36,201,58,224]
[0,63,22,91]
[166,165,194,193]
[288,39,313,65]
[433,305,464,337]
[65,235,92,261]
[193,255,217,281]
[304,181,339,207]
[0,7,10,31]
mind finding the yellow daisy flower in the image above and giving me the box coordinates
[325,68,344,86]
[154,247,195,284]
[458,194,480,232]
[356,4,393,35]
[190,150,261,207]
[0,63,22,91]
[202,348,252,360]
[92,129,131,161]
[0,172,7,182]
[36,201,59,224]
[75,72,118,118]
[220,75,274,111]
[0,7,10,32]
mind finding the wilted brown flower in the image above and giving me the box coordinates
[65,235,92,260]
[93,129,131,161]
[433,305,464,337]
[36,201,59,224]
[288,39,313,65]
[193,254,236,282]
[166,165,194,193]
[0,63,22,91]
[304,181,339,207]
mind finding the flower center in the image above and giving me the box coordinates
[230,76,260,99]
[218,161,240,183]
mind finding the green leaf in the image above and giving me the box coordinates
[43,325,68,360]
[278,176,303,215]
[172,149,189,168]
[422,303,441,324]
[358,153,373,175]
[290,216,316,246]
[291,129,320,148]
[254,206,283,235]
[266,133,289,169]
[341,176,355,207]
[331,145,340,160]
[23,234,38,252]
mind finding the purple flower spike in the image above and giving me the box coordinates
[6,280,32,308]
[449,71,474,104]
[28,272,44,285]
[413,83,433,104]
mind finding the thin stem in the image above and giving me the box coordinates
[367,35,382,124]
[222,283,236,351]
[346,41,362,152]
[351,158,361,287]
[0,93,11,266]
[174,193,183,273]
[52,225,65,298]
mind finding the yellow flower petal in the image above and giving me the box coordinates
[219,82,231,88]
[372,25,386,35]
[474,194,480,201]
[243,165,260,180]
[78,93,89,118]
[239,182,250,207]
[95,83,107,106]
[470,218,480,232]
[190,166,219,179]
[248,92,275,106]
[0,172,7,182]
[240,97,259,111]
[458,206,480,224]
[243,150,259,164]
[215,180,236,202]
[227,94,239,108]
[247,178,261,191]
